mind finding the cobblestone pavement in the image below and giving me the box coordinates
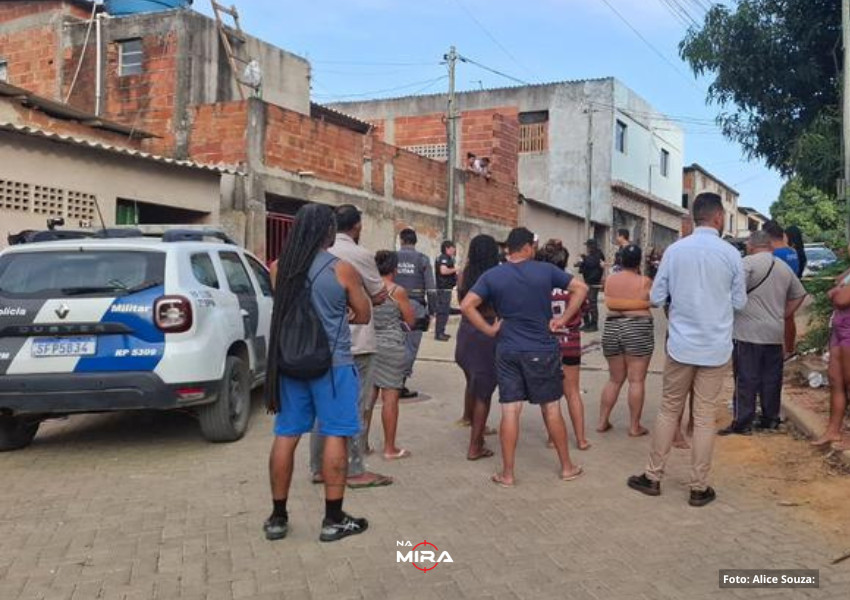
[1,318,848,600]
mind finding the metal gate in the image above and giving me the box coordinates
[266,212,295,264]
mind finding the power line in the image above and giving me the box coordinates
[458,54,530,86]
[449,0,538,81]
[310,59,438,67]
[657,0,694,28]
[312,75,449,100]
[594,0,702,92]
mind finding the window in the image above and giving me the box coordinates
[519,111,549,153]
[119,39,143,76]
[682,194,689,210]
[660,149,670,177]
[191,253,219,289]
[729,213,734,232]
[246,255,273,297]
[0,60,7,82]
[615,120,628,153]
[219,252,255,295]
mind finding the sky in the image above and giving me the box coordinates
[197,0,783,215]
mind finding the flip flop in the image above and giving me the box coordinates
[562,465,584,482]
[577,441,592,451]
[383,448,412,460]
[454,419,471,428]
[628,428,649,438]
[596,423,613,433]
[490,473,514,488]
[347,474,394,489]
[467,447,494,461]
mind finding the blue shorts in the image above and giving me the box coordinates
[274,365,361,437]
[496,349,563,405]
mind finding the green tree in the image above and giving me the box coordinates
[770,177,842,241]
[680,0,841,192]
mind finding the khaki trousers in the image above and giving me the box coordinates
[646,356,731,491]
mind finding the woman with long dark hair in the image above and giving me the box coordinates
[456,234,501,460]
[539,239,591,450]
[265,203,372,544]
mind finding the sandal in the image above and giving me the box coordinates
[467,447,494,461]
[383,448,412,460]
[347,474,394,489]
[490,473,514,488]
[562,465,584,482]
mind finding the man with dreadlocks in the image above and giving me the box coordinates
[265,203,372,543]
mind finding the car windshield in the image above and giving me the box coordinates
[807,248,836,262]
[0,250,165,299]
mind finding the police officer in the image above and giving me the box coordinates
[434,240,458,342]
[394,228,436,399]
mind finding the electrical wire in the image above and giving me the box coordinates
[309,59,438,67]
[458,55,529,86]
[64,2,98,104]
[449,0,538,82]
[312,75,449,100]
[594,0,702,92]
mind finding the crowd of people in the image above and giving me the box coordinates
[262,192,827,543]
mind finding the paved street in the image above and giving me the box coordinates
[1,317,848,600]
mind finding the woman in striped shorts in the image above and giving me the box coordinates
[597,244,655,437]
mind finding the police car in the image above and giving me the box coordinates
[0,229,272,450]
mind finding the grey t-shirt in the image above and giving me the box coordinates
[733,252,807,345]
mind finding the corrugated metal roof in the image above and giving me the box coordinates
[329,77,613,107]
[0,122,243,174]
[0,81,154,139]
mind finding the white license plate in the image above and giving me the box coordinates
[31,337,97,358]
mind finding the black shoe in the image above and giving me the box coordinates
[263,516,288,541]
[627,474,661,497]
[689,486,717,507]
[319,512,369,542]
[754,417,781,431]
[400,387,419,399]
[718,424,752,436]
[435,334,451,342]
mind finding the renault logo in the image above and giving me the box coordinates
[55,304,70,320]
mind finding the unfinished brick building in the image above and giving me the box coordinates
[0,0,519,257]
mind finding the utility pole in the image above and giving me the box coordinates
[585,105,594,240]
[840,0,850,240]
[444,46,458,242]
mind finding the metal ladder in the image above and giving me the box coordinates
[210,1,259,100]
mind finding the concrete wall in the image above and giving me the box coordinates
[611,80,683,211]
[520,200,586,259]
[683,167,739,237]
[0,131,222,247]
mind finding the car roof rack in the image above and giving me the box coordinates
[91,228,145,239]
[161,229,237,245]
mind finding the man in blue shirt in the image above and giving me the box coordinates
[628,193,746,507]
[461,227,588,488]
[764,221,800,275]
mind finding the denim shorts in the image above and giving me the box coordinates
[496,349,563,404]
[274,365,360,437]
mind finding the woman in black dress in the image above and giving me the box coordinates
[456,235,501,460]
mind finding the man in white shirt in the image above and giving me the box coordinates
[309,205,393,489]
[628,192,746,507]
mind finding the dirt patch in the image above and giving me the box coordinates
[712,379,850,545]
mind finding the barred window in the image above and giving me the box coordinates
[119,39,143,76]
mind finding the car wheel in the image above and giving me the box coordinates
[0,416,41,451]
[198,355,252,443]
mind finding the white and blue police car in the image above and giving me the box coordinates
[0,229,272,450]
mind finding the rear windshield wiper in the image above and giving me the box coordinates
[60,281,162,296]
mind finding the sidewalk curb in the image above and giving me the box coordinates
[783,398,850,470]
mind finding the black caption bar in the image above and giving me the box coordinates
[719,570,819,588]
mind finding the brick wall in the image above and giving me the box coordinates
[102,31,180,156]
[392,148,447,209]
[466,177,517,225]
[265,104,365,188]
[0,25,59,98]
[0,1,90,21]
[187,102,249,165]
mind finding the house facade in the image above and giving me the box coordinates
[682,163,740,238]
[333,78,686,256]
[0,1,518,257]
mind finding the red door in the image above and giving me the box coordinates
[266,213,295,265]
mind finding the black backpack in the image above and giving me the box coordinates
[278,259,341,380]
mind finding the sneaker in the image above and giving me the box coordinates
[718,424,753,437]
[319,512,369,543]
[435,334,452,342]
[627,474,661,497]
[754,417,781,431]
[263,516,288,541]
[400,387,419,399]
[689,486,717,507]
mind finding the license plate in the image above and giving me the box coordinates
[31,337,97,358]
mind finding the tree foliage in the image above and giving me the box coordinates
[770,177,842,242]
[680,0,842,192]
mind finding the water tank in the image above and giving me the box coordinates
[105,0,192,16]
